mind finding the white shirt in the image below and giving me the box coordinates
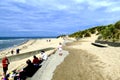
[41,53,48,60]
[58,45,62,51]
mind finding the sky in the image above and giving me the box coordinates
[0,0,120,37]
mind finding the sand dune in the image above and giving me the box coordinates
[1,35,120,80]
[52,35,120,80]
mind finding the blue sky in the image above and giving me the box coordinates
[0,0,120,37]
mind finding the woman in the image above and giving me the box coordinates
[58,43,63,56]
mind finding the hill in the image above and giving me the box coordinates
[69,20,120,42]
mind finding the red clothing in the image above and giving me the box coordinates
[33,58,39,64]
[2,57,9,68]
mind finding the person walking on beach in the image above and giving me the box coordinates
[58,42,63,56]
[16,48,20,54]
[11,50,14,55]
[2,56,10,77]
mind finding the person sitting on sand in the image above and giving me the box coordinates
[40,50,48,61]
[19,59,35,79]
[2,56,10,77]
[33,55,40,67]
[24,59,35,76]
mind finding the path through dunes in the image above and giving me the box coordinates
[52,41,120,80]
[52,48,105,80]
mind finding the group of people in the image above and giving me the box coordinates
[46,39,51,42]
[1,50,48,80]
[11,48,20,55]
[1,42,63,80]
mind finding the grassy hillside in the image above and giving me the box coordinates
[69,20,120,42]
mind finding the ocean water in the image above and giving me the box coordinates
[0,37,56,51]
[0,37,29,50]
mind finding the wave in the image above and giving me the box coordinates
[0,37,56,50]
[0,38,28,50]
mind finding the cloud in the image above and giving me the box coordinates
[0,0,120,36]
[13,29,56,32]
[13,0,27,3]
[73,0,119,12]
[106,6,120,12]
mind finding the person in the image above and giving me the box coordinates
[40,50,48,61]
[8,70,17,80]
[11,50,14,55]
[58,42,63,56]
[2,56,10,77]
[16,48,20,54]
[49,39,51,42]
[32,55,40,67]
[19,59,35,79]
[24,59,35,76]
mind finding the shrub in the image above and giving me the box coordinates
[115,20,120,29]
[97,35,102,40]
[84,32,91,37]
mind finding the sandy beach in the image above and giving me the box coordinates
[0,38,64,78]
[0,35,120,80]
[52,35,120,80]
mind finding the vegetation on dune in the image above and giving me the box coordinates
[69,20,120,42]
[88,27,96,34]
[84,31,91,37]
[57,34,66,38]
[115,20,120,29]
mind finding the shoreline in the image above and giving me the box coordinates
[0,37,57,57]
[0,39,35,58]
[0,40,29,52]
[0,38,64,78]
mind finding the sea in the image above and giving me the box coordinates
[0,37,56,51]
